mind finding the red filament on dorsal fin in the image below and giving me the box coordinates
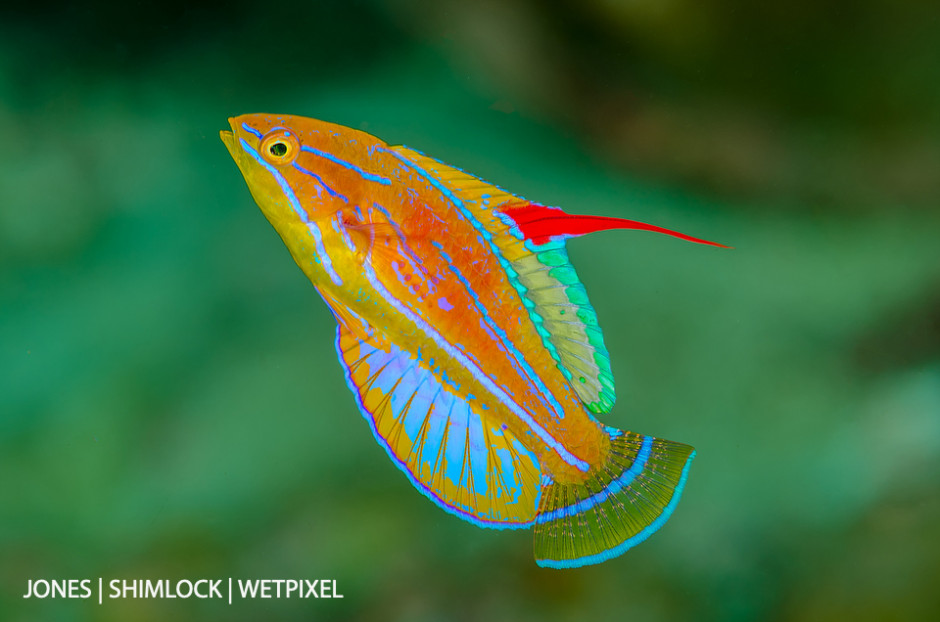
[500,203,730,248]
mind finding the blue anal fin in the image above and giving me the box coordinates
[334,321,542,528]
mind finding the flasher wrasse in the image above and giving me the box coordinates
[220,114,724,568]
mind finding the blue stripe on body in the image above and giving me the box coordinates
[241,122,263,138]
[536,449,696,569]
[379,148,580,434]
[238,135,343,287]
[379,148,463,207]
[371,202,427,277]
[301,145,392,185]
[332,213,357,253]
[535,435,654,524]
[334,327,536,530]
[383,148,575,378]
[430,240,571,425]
[355,200,578,469]
[357,233,589,473]
[292,163,349,202]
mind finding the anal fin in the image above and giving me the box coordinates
[334,321,543,528]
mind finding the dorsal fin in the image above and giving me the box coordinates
[389,146,618,414]
[500,203,729,247]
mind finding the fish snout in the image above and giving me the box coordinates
[219,117,239,156]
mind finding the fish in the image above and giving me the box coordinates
[220,114,725,568]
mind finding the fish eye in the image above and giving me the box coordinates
[259,128,300,165]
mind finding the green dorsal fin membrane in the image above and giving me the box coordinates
[334,319,542,527]
[389,146,617,414]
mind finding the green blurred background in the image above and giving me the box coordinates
[2,1,939,620]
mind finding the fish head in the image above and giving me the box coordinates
[221,113,383,230]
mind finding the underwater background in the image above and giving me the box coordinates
[2,1,939,620]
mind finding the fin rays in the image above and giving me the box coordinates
[387,146,618,414]
[335,321,542,528]
[533,429,695,568]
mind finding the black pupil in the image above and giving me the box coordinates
[270,142,288,157]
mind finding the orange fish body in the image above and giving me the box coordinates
[221,114,721,567]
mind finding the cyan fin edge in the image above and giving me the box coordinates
[333,322,542,530]
[384,146,620,414]
[533,429,695,568]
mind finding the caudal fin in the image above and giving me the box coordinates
[533,428,695,568]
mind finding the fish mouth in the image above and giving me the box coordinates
[219,117,237,156]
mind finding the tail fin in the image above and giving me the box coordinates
[533,428,695,568]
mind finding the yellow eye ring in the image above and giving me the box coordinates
[260,128,300,165]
